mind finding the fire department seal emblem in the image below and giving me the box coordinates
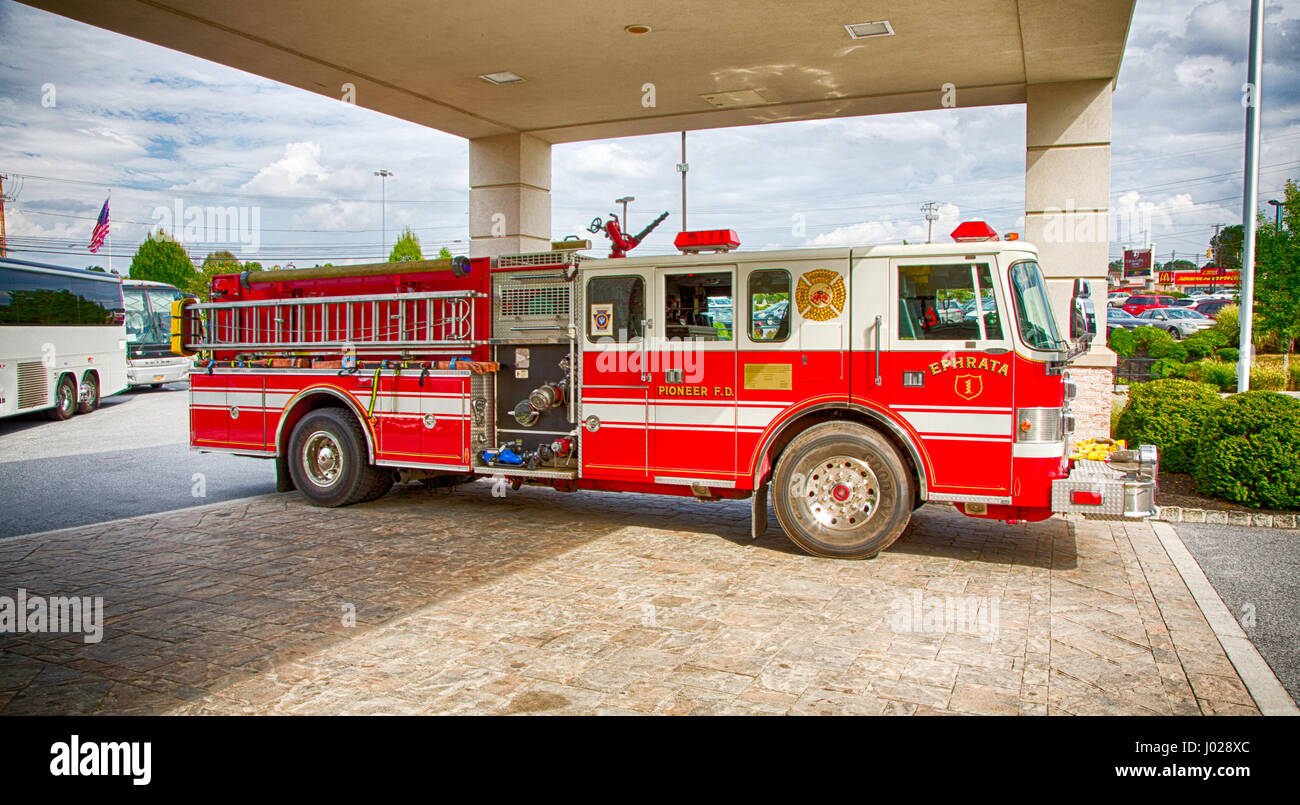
[795,269,846,322]
[954,374,983,401]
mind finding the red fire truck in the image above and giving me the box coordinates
[174,223,1157,559]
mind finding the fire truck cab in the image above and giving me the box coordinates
[179,227,1157,559]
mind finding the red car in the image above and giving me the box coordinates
[1122,294,1177,316]
[1190,298,1233,320]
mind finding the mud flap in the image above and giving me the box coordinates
[275,454,296,493]
[751,482,768,540]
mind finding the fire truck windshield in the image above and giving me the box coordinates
[1008,261,1063,350]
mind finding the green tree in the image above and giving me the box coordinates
[85,265,105,272]
[1210,225,1243,269]
[129,230,197,289]
[438,246,452,259]
[1254,180,1300,373]
[389,227,422,262]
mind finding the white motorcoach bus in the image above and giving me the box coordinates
[121,278,191,388]
[0,258,128,420]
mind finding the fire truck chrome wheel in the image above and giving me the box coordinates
[772,421,914,560]
[798,456,879,530]
[302,431,344,488]
[287,407,393,507]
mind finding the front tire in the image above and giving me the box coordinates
[77,373,100,414]
[287,408,392,507]
[772,421,913,559]
[47,375,77,421]
[1168,327,1181,340]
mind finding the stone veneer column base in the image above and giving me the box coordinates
[1069,366,1115,440]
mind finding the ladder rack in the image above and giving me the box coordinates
[185,290,484,354]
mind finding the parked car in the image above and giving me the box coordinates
[1190,298,1232,319]
[1122,294,1178,316]
[1139,307,1214,339]
[1106,307,1149,334]
[1169,298,1197,308]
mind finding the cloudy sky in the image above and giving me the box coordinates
[0,0,1297,271]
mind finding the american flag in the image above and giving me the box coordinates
[89,197,110,253]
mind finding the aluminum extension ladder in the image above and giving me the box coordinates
[184,290,484,353]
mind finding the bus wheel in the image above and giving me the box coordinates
[772,422,913,559]
[77,373,100,414]
[47,375,78,421]
[287,408,393,507]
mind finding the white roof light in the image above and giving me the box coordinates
[844,21,894,39]
[479,71,526,85]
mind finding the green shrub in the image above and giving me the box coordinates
[1108,327,1135,358]
[1216,347,1239,364]
[1290,364,1300,391]
[1197,360,1237,391]
[1211,305,1239,346]
[1152,357,1187,379]
[1133,326,1187,361]
[1250,364,1287,391]
[1115,379,1224,473]
[1183,329,1227,360]
[1193,391,1300,509]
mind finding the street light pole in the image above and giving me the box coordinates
[1268,199,1282,229]
[616,196,635,232]
[374,169,393,259]
[1237,0,1264,392]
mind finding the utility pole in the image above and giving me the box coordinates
[0,174,21,259]
[921,201,941,244]
[677,132,688,232]
[374,169,393,259]
[1237,0,1264,392]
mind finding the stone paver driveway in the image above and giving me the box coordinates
[0,482,1259,715]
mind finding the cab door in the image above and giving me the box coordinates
[880,258,1015,501]
[650,265,737,484]
[580,268,652,480]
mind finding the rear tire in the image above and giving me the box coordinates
[772,421,913,559]
[287,407,392,507]
[77,373,100,414]
[47,375,77,421]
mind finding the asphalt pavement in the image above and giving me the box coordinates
[0,383,276,539]
[1175,522,1300,705]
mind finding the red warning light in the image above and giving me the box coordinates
[674,230,740,253]
[950,221,1000,243]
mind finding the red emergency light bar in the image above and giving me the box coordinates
[950,221,1000,243]
[675,229,740,254]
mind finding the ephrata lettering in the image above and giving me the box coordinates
[928,355,1009,377]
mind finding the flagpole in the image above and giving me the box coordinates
[107,190,112,275]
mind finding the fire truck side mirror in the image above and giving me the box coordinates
[1070,279,1097,344]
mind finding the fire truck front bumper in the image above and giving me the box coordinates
[1051,445,1159,520]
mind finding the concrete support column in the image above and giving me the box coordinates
[1025,79,1116,438]
[468,133,552,258]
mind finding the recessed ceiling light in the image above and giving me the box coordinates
[844,20,894,39]
[479,71,526,85]
[625,24,652,34]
